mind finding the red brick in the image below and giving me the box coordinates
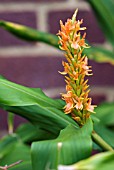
[90,94,106,105]
[0,12,37,46]
[89,61,114,86]
[0,56,65,89]
[0,109,7,130]
[48,10,105,44]
[0,57,114,88]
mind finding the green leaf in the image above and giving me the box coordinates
[0,134,18,159]
[3,105,78,137]
[84,46,114,65]
[16,123,57,143]
[0,78,63,109]
[92,103,114,150]
[31,119,93,170]
[0,143,31,166]
[87,0,114,46]
[0,77,78,138]
[95,102,114,126]
[0,20,59,48]
[58,151,114,170]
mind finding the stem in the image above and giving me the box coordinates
[7,112,14,134]
[92,130,114,151]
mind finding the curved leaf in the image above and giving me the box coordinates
[1,105,77,136]
[0,77,78,137]
[0,20,59,48]
[0,77,63,109]
[31,119,93,170]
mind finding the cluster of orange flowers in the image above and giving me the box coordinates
[58,9,96,126]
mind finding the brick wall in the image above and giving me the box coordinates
[0,0,114,130]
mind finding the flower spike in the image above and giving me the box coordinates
[58,9,96,126]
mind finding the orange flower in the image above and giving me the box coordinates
[64,100,74,114]
[75,97,83,110]
[71,41,79,50]
[59,61,70,75]
[58,9,96,125]
[85,98,96,113]
[82,57,92,75]
[62,91,74,114]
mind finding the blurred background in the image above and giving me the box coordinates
[0,0,114,132]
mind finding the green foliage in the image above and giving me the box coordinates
[0,135,18,158]
[93,103,114,149]
[31,119,93,170]
[87,0,114,46]
[16,122,58,143]
[0,135,32,170]
[0,77,63,108]
[0,75,113,169]
[0,77,78,138]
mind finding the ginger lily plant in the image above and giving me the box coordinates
[0,9,113,170]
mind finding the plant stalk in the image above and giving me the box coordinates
[7,112,14,134]
[92,130,114,151]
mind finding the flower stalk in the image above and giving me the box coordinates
[92,130,113,151]
[58,9,96,126]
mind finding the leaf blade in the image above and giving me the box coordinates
[0,20,59,48]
